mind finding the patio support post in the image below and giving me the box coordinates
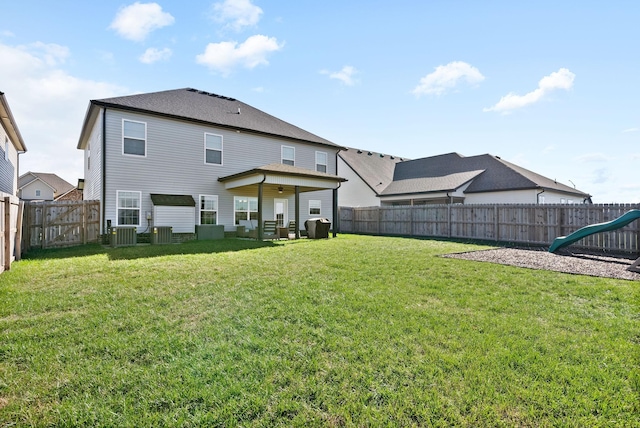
[258,181,263,240]
[294,186,300,239]
[333,187,338,237]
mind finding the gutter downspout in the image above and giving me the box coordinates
[257,174,266,240]
[536,188,545,205]
[101,107,107,236]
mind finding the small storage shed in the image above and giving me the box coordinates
[150,194,196,233]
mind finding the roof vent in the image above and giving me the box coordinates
[390,156,395,159]
[367,152,372,156]
[357,150,362,154]
[379,153,384,158]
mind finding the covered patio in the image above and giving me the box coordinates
[218,163,347,240]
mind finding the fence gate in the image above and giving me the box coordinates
[24,200,100,250]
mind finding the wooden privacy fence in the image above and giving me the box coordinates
[23,200,100,251]
[339,203,640,254]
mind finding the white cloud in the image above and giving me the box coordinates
[0,41,126,183]
[591,167,611,184]
[196,34,283,75]
[1,30,15,38]
[622,127,638,133]
[321,65,359,86]
[212,0,263,32]
[109,2,174,42]
[484,68,575,114]
[412,61,484,96]
[542,145,556,155]
[575,153,612,163]
[139,47,172,63]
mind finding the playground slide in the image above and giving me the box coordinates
[548,209,640,253]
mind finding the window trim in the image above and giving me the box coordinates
[315,151,328,173]
[199,194,219,225]
[281,145,295,166]
[204,132,223,166]
[4,137,8,161]
[309,200,321,216]
[116,190,142,227]
[234,196,258,225]
[122,119,147,157]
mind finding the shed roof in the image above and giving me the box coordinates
[150,194,196,207]
[78,88,342,150]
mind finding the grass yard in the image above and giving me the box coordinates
[0,235,638,426]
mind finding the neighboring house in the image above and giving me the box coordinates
[76,88,346,239]
[0,92,27,196]
[18,172,77,201]
[339,148,591,206]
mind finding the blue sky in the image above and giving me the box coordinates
[1,0,638,203]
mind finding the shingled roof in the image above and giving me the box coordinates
[338,147,408,195]
[78,88,341,149]
[18,172,75,198]
[393,153,590,197]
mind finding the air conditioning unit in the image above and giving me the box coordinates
[110,226,137,247]
[151,226,172,245]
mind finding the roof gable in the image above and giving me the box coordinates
[18,172,75,195]
[393,153,590,197]
[338,147,408,195]
[80,88,340,149]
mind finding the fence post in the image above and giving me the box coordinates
[4,197,10,271]
[15,201,23,261]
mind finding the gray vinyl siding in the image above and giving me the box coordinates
[83,109,103,203]
[102,109,338,232]
[0,127,17,196]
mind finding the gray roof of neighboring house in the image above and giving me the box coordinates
[18,172,75,197]
[0,91,27,152]
[338,147,409,195]
[393,153,590,197]
[79,88,341,149]
[380,170,485,196]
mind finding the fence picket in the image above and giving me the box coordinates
[339,203,640,254]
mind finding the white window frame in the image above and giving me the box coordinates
[234,196,258,225]
[122,119,147,157]
[281,145,295,166]
[199,195,218,225]
[116,190,142,226]
[35,189,41,197]
[315,151,328,173]
[309,200,321,216]
[204,133,223,165]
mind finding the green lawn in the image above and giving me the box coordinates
[0,235,638,427]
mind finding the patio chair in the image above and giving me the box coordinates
[288,220,297,239]
[262,220,279,240]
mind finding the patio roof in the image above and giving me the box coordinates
[218,163,347,193]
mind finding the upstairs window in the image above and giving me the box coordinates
[316,151,327,173]
[123,120,146,156]
[281,146,295,166]
[200,195,218,224]
[205,133,223,165]
[35,190,41,197]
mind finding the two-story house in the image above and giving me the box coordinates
[0,91,27,196]
[76,88,346,240]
